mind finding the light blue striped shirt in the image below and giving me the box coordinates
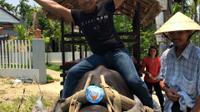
[159,43,200,110]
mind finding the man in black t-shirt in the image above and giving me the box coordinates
[34,0,153,108]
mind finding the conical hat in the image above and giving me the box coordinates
[155,12,200,34]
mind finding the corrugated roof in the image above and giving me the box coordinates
[0,7,20,24]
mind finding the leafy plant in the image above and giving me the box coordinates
[0,0,15,13]
[172,2,182,14]
[114,15,132,32]
[140,24,157,58]
[14,24,33,40]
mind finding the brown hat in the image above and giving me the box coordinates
[154,12,200,34]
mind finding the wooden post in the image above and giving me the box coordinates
[132,2,141,75]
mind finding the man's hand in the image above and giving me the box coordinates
[34,0,73,23]
[165,88,180,102]
[160,81,180,102]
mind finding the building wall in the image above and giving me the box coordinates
[0,24,18,37]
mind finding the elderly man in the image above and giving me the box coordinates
[155,12,200,112]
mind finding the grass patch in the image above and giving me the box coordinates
[46,74,60,83]
[46,64,61,72]
[47,74,54,83]
[0,95,54,112]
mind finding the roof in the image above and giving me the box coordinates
[0,7,20,24]
[54,0,161,27]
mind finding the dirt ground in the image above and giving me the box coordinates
[0,69,161,111]
[0,69,62,107]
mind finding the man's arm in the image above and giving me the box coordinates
[113,0,124,9]
[191,96,200,112]
[34,0,74,23]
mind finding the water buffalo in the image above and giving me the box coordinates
[52,65,153,112]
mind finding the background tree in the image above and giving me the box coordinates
[140,24,157,58]
[15,0,32,21]
[114,15,157,59]
[0,0,15,13]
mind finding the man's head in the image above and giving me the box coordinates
[165,30,193,47]
[78,0,97,13]
[154,12,200,47]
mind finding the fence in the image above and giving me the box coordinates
[0,39,46,83]
[0,40,32,69]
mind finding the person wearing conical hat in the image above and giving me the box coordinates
[155,12,200,112]
[34,0,154,108]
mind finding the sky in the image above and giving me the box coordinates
[5,0,39,7]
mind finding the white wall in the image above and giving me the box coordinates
[46,51,93,64]
[0,69,40,82]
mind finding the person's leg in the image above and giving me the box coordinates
[154,82,164,111]
[145,81,153,94]
[107,48,153,108]
[62,54,107,98]
[171,101,182,112]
